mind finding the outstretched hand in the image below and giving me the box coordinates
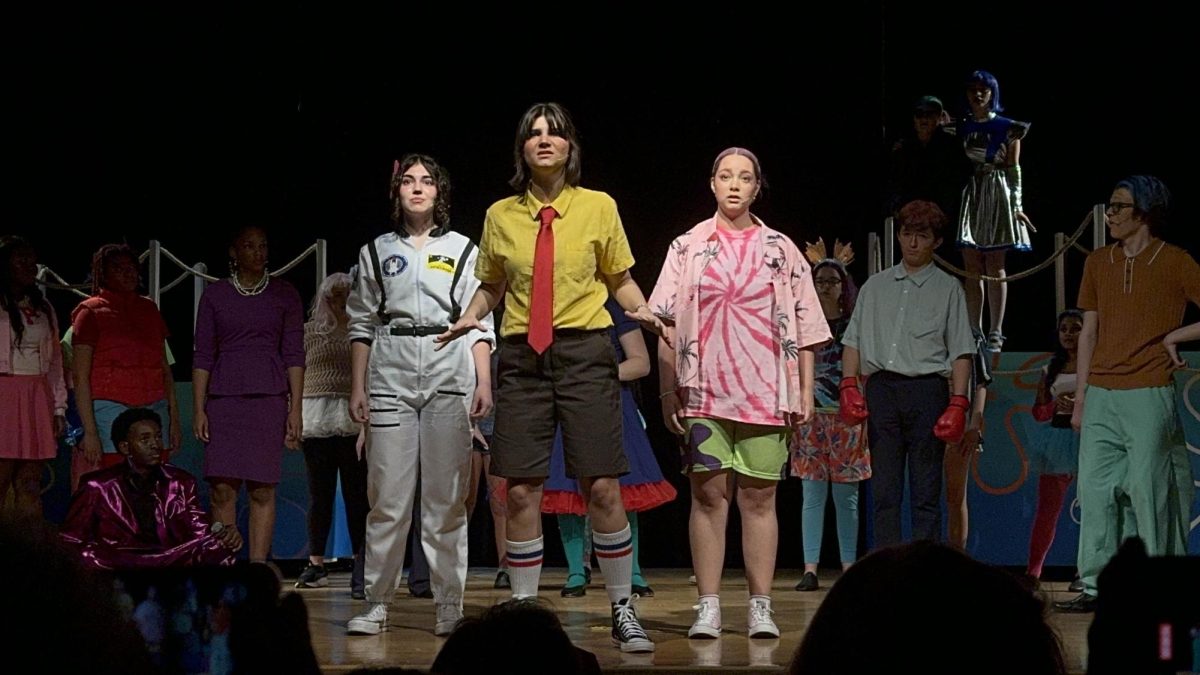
[626,305,671,348]
[1016,211,1036,234]
[435,316,487,351]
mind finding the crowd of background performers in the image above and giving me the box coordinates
[2,75,1197,669]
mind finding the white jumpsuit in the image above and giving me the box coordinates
[348,229,494,607]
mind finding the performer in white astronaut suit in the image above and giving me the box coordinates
[345,154,495,637]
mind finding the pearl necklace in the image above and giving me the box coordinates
[231,271,270,297]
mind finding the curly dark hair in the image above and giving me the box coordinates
[390,154,451,235]
[897,199,948,235]
[110,406,162,450]
[89,243,138,295]
[0,235,52,345]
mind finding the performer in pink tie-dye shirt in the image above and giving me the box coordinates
[649,147,830,640]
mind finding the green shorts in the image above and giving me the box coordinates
[683,417,790,481]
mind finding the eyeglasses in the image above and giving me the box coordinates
[813,279,843,288]
[1105,202,1135,213]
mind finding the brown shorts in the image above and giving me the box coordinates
[491,329,628,480]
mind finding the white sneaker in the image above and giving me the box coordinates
[747,596,779,638]
[346,602,388,635]
[435,603,464,637]
[688,596,721,639]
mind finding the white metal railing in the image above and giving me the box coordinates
[870,205,1106,318]
[37,239,328,334]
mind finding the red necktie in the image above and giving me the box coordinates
[528,206,557,353]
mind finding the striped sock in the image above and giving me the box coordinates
[506,537,543,599]
[593,525,633,604]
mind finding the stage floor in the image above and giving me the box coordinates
[303,567,1091,674]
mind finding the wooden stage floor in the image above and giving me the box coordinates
[302,567,1091,673]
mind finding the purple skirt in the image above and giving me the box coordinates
[203,394,287,484]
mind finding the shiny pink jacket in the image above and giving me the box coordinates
[60,463,235,569]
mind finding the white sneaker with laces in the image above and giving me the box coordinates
[435,603,464,637]
[346,602,389,635]
[747,596,779,638]
[688,596,721,639]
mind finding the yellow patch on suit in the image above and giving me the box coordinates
[427,254,455,274]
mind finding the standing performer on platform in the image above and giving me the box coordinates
[192,225,305,564]
[344,154,494,637]
[840,200,975,550]
[0,236,66,520]
[295,272,368,599]
[1056,176,1199,613]
[790,240,869,592]
[438,102,665,653]
[1025,309,1083,584]
[650,147,829,639]
[70,244,181,493]
[955,70,1033,352]
[542,297,677,599]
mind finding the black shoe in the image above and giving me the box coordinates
[1054,592,1097,613]
[631,583,655,598]
[611,596,654,653]
[794,571,819,592]
[561,575,587,598]
[295,563,329,589]
[1068,576,1084,593]
[584,567,592,585]
[350,557,365,600]
[494,570,511,589]
[409,585,433,599]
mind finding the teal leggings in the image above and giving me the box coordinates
[801,479,860,565]
[557,511,645,586]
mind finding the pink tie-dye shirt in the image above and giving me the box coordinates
[649,215,831,426]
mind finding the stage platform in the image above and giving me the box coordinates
[303,567,1091,674]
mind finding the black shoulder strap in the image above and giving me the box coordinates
[447,238,476,323]
[367,238,390,324]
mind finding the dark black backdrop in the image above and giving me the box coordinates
[9,3,1195,568]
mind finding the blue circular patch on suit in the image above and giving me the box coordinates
[382,254,408,277]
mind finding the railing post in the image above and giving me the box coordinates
[1092,203,1106,251]
[1054,232,1066,316]
[315,239,328,286]
[883,217,894,270]
[148,240,162,306]
[193,263,208,327]
[867,233,879,276]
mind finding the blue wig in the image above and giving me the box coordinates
[965,70,1003,113]
[1115,175,1171,232]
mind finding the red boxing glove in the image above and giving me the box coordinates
[934,394,971,443]
[1031,400,1056,423]
[838,377,869,426]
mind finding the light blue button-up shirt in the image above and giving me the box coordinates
[842,262,974,377]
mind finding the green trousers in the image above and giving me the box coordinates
[1077,385,1193,595]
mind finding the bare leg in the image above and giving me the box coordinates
[579,475,627,533]
[737,475,779,597]
[984,249,1008,340]
[943,446,971,549]
[689,470,733,597]
[247,481,276,563]
[505,478,544,541]
[486,462,508,563]
[11,461,44,519]
[209,478,241,532]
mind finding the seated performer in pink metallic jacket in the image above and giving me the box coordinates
[60,407,243,570]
